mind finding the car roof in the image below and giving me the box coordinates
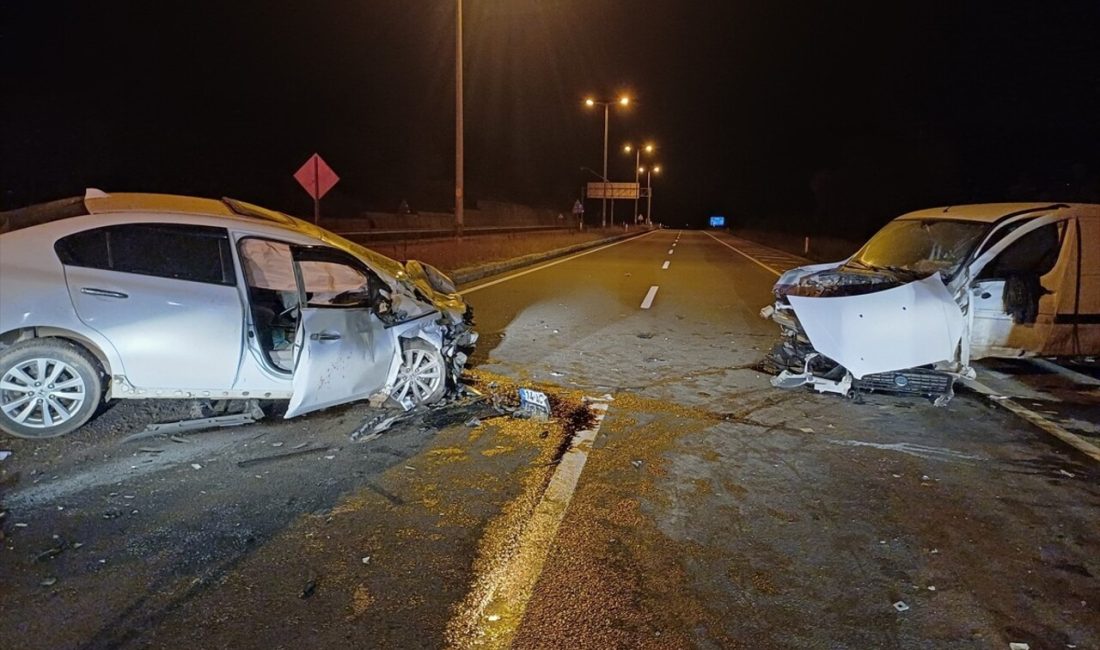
[0,189,284,233]
[894,202,1084,223]
[0,189,409,278]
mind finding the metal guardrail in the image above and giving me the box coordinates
[331,223,575,242]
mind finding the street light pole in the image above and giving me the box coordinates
[454,0,464,238]
[641,164,661,224]
[624,143,653,226]
[601,102,609,228]
[585,96,629,229]
[632,147,640,224]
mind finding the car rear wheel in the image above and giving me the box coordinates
[0,339,103,439]
[391,340,446,408]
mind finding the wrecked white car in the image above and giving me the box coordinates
[763,203,1100,403]
[0,190,477,438]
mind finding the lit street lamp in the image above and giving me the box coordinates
[639,164,662,224]
[584,96,630,227]
[623,142,654,225]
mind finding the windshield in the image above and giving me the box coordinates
[851,219,990,278]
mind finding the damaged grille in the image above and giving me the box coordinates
[853,368,953,397]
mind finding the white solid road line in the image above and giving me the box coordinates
[640,285,659,309]
[962,377,1100,464]
[450,400,612,644]
[703,231,782,276]
[459,229,659,295]
[662,260,670,269]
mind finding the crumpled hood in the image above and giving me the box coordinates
[775,261,903,299]
[786,274,965,378]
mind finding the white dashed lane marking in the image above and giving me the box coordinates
[640,285,659,309]
[667,249,674,255]
[661,261,670,269]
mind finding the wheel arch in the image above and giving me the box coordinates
[0,327,113,377]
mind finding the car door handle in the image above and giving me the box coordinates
[80,287,129,299]
[311,332,342,342]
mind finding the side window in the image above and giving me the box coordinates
[109,224,234,285]
[977,222,1065,280]
[292,247,383,309]
[299,260,371,307]
[55,224,235,285]
[55,229,110,269]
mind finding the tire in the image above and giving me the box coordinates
[0,339,104,439]
[390,340,447,407]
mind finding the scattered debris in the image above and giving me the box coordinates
[123,401,266,442]
[927,585,936,591]
[404,465,417,471]
[1009,643,1030,650]
[0,450,12,461]
[323,455,335,460]
[361,556,371,565]
[237,445,328,468]
[40,577,57,587]
[271,442,284,447]
[1058,469,1075,478]
[798,427,815,433]
[892,601,910,612]
[631,460,644,469]
[516,388,551,421]
[293,442,309,449]
[34,544,67,563]
[550,371,565,377]
[138,447,163,454]
[486,614,501,622]
[169,435,193,444]
[190,463,203,470]
[465,417,482,428]
[299,577,318,599]
[351,412,407,441]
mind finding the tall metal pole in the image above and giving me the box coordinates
[601,103,608,228]
[455,0,464,238]
[632,149,641,225]
[646,169,653,224]
[312,155,320,224]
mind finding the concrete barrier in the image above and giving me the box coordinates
[452,228,655,286]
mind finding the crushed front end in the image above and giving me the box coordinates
[762,263,962,405]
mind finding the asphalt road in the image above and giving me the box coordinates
[1,229,1098,649]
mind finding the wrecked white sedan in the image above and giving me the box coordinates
[0,190,476,438]
[763,203,1099,403]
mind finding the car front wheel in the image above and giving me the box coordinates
[0,339,103,439]
[391,340,446,408]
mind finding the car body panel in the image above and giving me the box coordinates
[787,275,965,379]
[61,264,245,390]
[284,307,397,418]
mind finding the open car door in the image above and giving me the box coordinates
[284,247,397,418]
[961,212,1072,359]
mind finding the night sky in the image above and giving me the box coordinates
[3,0,1099,234]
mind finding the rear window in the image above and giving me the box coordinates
[55,223,236,286]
